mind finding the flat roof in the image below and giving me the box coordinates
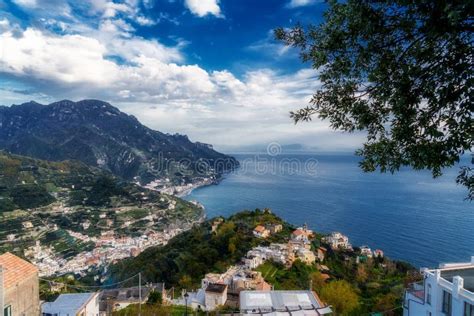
[42,293,96,315]
[206,283,227,293]
[240,290,331,315]
[441,267,474,292]
[100,286,153,301]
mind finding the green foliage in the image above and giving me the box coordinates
[0,197,17,213]
[147,291,162,305]
[86,176,127,206]
[275,0,473,198]
[40,275,86,301]
[112,304,213,316]
[320,280,360,315]
[10,184,55,209]
[40,230,95,259]
[319,247,415,314]
[256,260,315,290]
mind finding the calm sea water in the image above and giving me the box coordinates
[185,152,474,268]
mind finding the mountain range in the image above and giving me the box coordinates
[0,99,238,184]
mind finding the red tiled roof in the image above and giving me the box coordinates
[292,229,305,236]
[0,252,38,289]
[254,225,266,233]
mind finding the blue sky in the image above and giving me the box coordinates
[0,0,364,151]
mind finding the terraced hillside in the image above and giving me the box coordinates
[0,152,204,273]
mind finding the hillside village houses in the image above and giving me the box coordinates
[181,225,323,311]
[252,223,283,239]
[291,224,313,241]
[360,245,373,258]
[0,221,404,316]
[24,225,186,277]
[322,231,353,250]
[211,217,224,233]
[253,225,270,238]
[374,249,384,258]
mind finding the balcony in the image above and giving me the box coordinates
[406,281,425,301]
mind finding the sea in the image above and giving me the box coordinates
[185,152,474,268]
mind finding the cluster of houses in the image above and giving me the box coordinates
[0,251,168,316]
[252,223,283,238]
[248,224,326,267]
[322,232,384,260]
[0,251,331,315]
[176,223,330,312]
[0,221,390,315]
[180,266,272,311]
[24,226,185,277]
[3,236,473,316]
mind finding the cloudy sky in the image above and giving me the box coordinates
[0,0,364,151]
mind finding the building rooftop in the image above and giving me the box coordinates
[42,293,96,315]
[240,290,331,315]
[441,267,474,292]
[206,283,227,293]
[0,252,38,289]
[100,286,155,301]
[292,229,305,236]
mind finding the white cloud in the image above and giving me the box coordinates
[287,0,319,8]
[11,0,37,8]
[136,16,156,26]
[0,24,213,95]
[0,5,358,150]
[0,18,10,32]
[0,23,349,149]
[246,30,294,58]
[185,0,223,18]
[0,28,118,84]
[87,0,132,18]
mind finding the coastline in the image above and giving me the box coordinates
[175,180,214,198]
[175,173,231,198]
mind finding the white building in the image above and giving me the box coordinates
[244,255,264,269]
[296,248,316,265]
[253,225,270,238]
[359,245,373,257]
[322,232,352,250]
[403,256,474,316]
[42,292,100,316]
[204,283,228,311]
[240,290,332,315]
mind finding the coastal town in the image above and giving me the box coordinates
[144,176,219,197]
[2,212,473,315]
[177,219,386,312]
[0,0,470,314]
[24,223,192,277]
[1,191,205,277]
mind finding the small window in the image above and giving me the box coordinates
[465,302,474,316]
[442,290,452,316]
[3,305,11,316]
[426,284,432,305]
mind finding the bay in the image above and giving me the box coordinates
[185,152,474,268]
